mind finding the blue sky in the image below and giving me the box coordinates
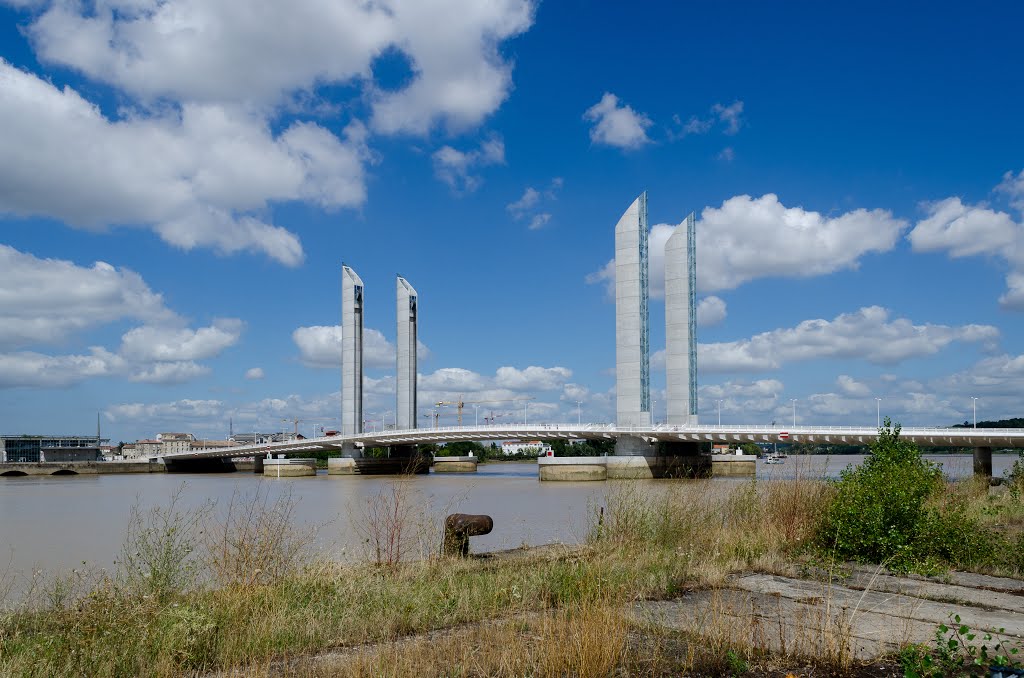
[0,0,1022,442]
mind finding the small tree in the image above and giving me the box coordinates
[818,419,942,570]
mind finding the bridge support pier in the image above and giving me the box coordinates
[974,446,993,479]
[163,457,237,473]
[253,455,265,474]
[391,445,431,474]
[659,441,712,478]
[390,444,416,458]
[614,435,653,456]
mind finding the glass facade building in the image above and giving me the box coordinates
[0,436,107,463]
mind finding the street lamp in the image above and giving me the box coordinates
[971,397,979,428]
[652,399,657,425]
[473,404,480,426]
[875,398,882,429]
[790,399,797,428]
[716,399,723,427]
[575,400,582,426]
[524,401,529,425]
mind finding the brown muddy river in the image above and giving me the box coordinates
[0,454,1015,585]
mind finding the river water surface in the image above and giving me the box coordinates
[0,454,1016,582]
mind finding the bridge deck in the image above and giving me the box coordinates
[156,424,1024,461]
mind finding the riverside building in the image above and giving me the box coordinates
[0,435,108,463]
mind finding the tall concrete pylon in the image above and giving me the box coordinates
[614,193,652,455]
[665,212,698,426]
[396,276,418,430]
[341,265,364,452]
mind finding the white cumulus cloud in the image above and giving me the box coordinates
[699,306,999,372]
[0,60,378,265]
[583,93,652,150]
[695,194,907,292]
[0,245,175,350]
[836,375,871,397]
[588,193,907,297]
[119,319,244,362]
[0,245,242,388]
[293,325,430,369]
[907,175,1024,310]
[20,0,534,135]
[507,177,561,230]
[495,366,572,391]
[908,197,1019,258]
[432,134,505,193]
[696,296,727,326]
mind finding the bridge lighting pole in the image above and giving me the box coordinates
[972,397,978,428]
[575,400,582,426]
[716,399,722,426]
[473,404,479,426]
[790,399,797,428]
[524,401,528,425]
[875,398,882,428]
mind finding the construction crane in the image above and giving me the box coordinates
[482,411,506,425]
[282,417,333,438]
[434,395,535,426]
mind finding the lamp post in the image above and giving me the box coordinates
[575,400,582,426]
[652,399,657,425]
[875,398,882,429]
[972,397,978,428]
[524,401,529,425]
[473,404,480,426]
[790,399,797,428]
[716,399,723,427]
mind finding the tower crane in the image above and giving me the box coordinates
[434,395,535,426]
[482,411,506,425]
[282,417,333,438]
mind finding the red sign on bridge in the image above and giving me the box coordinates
[778,432,790,440]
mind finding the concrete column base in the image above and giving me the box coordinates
[327,456,430,475]
[538,457,607,481]
[974,446,993,478]
[264,458,317,478]
[327,457,357,475]
[614,435,653,456]
[606,455,712,479]
[253,456,265,474]
[341,442,362,458]
[711,454,756,477]
[433,456,478,473]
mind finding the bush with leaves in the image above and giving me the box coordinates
[816,419,995,572]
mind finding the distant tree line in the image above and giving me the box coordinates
[952,417,1024,429]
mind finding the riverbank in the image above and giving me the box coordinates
[3,468,1023,677]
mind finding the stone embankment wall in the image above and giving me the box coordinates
[0,461,165,476]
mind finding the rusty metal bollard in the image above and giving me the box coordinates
[442,513,493,556]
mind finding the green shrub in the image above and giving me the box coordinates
[816,419,993,572]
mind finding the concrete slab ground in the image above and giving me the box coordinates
[634,566,1024,661]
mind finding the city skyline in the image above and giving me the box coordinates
[0,1,1022,442]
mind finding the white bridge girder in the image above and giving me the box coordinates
[153,424,1024,462]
